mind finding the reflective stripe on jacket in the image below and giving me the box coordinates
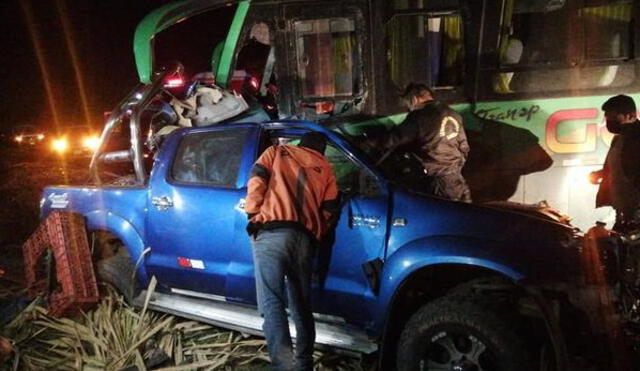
[380,101,469,176]
[246,144,339,240]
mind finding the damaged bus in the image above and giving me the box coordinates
[110,0,640,230]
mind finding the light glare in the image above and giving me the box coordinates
[52,138,68,153]
[83,136,100,150]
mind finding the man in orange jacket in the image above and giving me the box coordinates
[246,131,339,371]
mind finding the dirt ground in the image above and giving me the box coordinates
[0,142,90,283]
[0,143,90,246]
[0,142,89,285]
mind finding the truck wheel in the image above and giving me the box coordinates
[95,250,140,303]
[396,296,532,371]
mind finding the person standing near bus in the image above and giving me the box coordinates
[245,132,339,371]
[369,83,472,202]
[590,95,640,232]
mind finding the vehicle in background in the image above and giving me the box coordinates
[50,126,100,157]
[11,125,45,146]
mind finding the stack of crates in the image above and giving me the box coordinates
[22,212,99,317]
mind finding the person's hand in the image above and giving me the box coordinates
[266,83,278,96]
[352,135,377,152]
[589,169,604,185]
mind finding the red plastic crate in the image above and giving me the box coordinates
[22,212,99,317]
[22,221,51,297]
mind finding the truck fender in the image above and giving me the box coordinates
[84,210,150,285]
[372,235,525,332]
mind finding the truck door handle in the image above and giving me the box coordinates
[152,196,174,211]
[236,198,245,211]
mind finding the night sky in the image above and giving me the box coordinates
[0,0,173,133]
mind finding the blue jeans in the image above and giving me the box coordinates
[252,228,315,371]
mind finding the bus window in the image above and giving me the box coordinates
[232,22,279,118]
[153,6,236,79]
[387,13,465,93]
[492,0,635,95]
[294,18,360,98]
[234,22,273,94]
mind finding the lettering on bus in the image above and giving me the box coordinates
[475,105,540,122]
[545,108,614,154]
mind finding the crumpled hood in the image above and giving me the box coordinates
[387,189,580,282]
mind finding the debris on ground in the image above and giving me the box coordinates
[0,337,12,364]
[0,289,372,370]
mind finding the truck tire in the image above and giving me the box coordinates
[396,295,532,371]
[95,250,140,303]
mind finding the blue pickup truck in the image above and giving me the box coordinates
[38,69,608,371]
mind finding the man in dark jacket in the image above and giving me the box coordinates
[371,83,471,202]
[591,95,640,232]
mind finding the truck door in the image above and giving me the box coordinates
[315,141,389,324]
[225,130,387,326]
[145,126,256,297]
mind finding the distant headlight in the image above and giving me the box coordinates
[14,135,23,143]
[37,134,45,140]
[52,138,68,153]
[83,136,100,150]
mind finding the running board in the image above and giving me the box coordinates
[134,290,377,354]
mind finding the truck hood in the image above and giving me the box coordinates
[387,188,580,282]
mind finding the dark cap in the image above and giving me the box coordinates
[602,95,637,114]
[401,83,434,100]
[299,132,327,154]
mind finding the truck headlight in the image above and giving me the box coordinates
[52,138,68,153]
[82,136,100,150]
